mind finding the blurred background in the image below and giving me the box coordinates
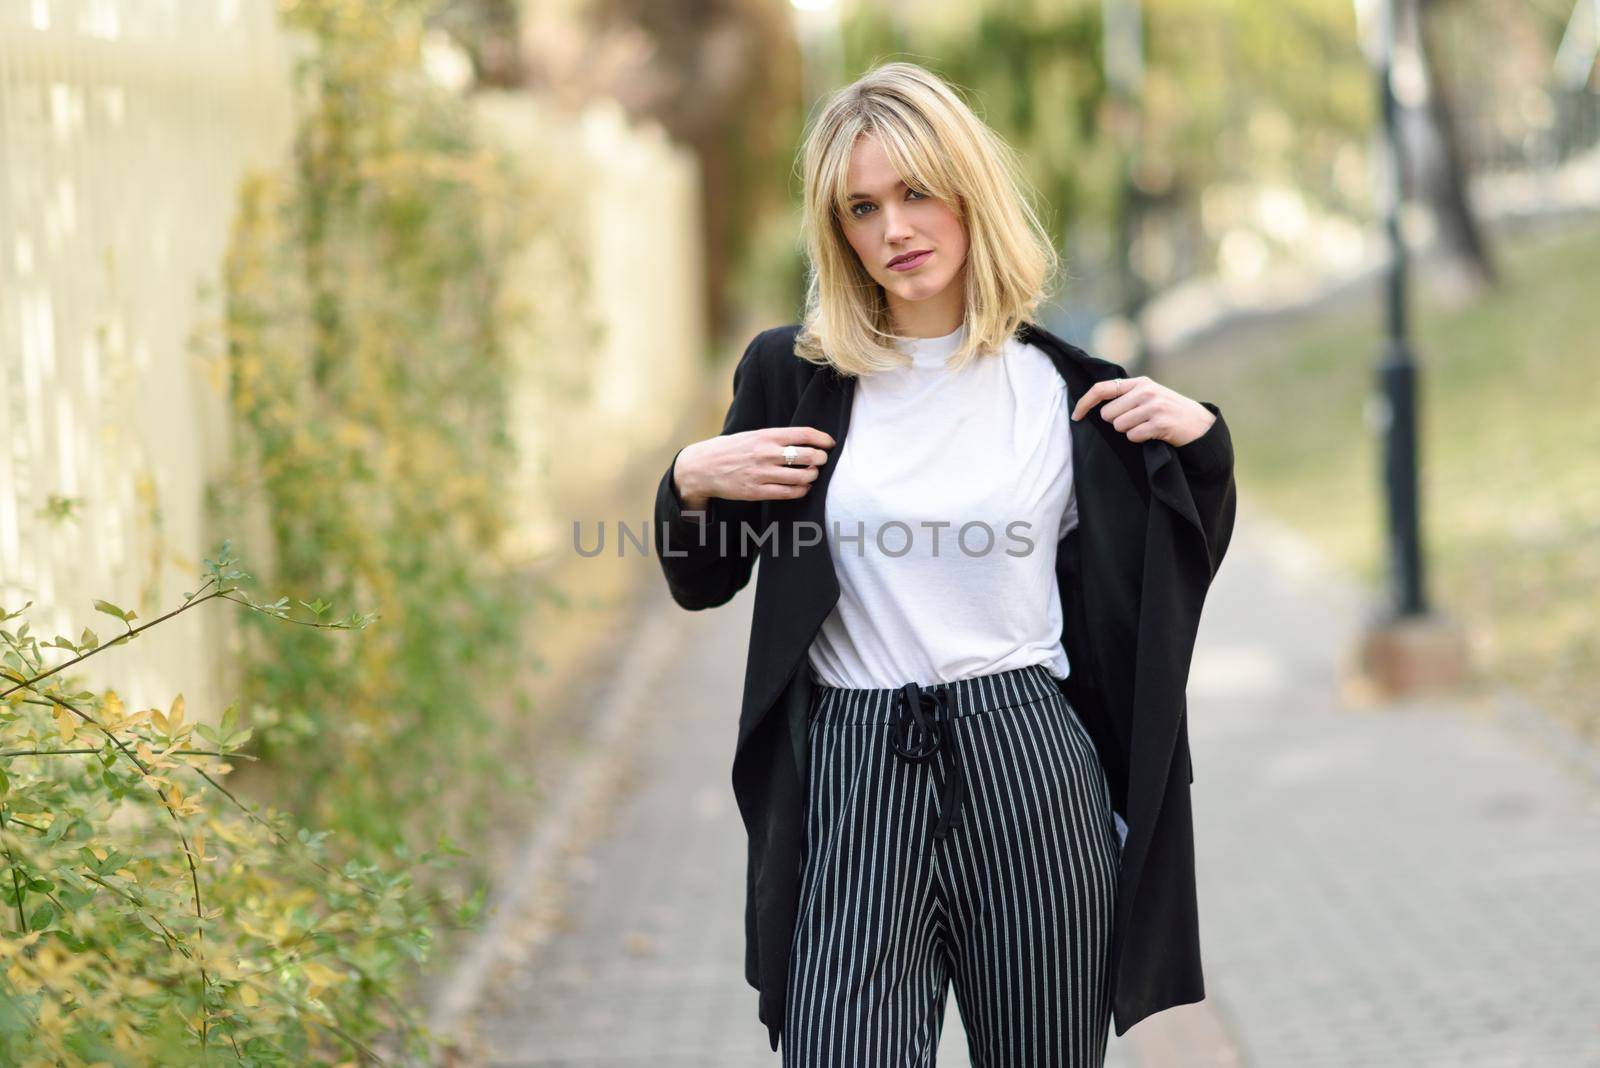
[1,0,1597,1064]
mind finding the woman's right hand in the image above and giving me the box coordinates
[673,426,837,511]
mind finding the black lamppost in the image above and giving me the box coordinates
[1353,0,1467,692]
[1370,0,1427,619]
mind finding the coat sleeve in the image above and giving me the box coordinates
[653,330,772,610]
[1172,400,1238,577]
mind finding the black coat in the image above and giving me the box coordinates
[652,320,1237,1050]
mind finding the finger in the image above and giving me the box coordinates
[1098,376,1156,424]
[753,474,815,499]
[1107,401,1165,440]
[763,463,821,487]
[1098,384,1149,425]
[1071,377,1133,421]
[769,426,836,449]
[1070,381,1103,421]
[769,444,829,467]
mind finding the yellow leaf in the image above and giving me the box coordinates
[126,977,160,997]
[54,704,77,744]
[169,693,185,729]
[6,960,32,991]
[238,984,259,1008]
[237,919,271,941]
[302,961,341,983]
[113,1021,142,1051]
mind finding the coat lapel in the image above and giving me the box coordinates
[1145,443,1207,543]
[783,366,856,603]
[1020,323,1206,942]
[735,366,855,763]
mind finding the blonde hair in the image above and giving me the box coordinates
[794,61,1060,377]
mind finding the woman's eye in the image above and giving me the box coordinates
[850,189,928,218]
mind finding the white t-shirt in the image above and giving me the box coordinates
[806,321,1078,691]
[805,321,1129,851]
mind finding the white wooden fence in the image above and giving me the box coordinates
[1,3,706,722]
[0,1,296,721]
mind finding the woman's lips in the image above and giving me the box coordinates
[887,250,932,271]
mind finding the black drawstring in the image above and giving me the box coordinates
[891,680,966,843]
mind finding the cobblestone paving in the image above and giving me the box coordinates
[468,504,1600,1066]
[1183,514,1600,1067]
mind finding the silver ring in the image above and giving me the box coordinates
[782,444,800,466]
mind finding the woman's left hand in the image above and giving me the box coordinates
[1070,375,1216,447]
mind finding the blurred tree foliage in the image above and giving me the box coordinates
[438,0,1586,335]
[829,0,1582,297]
[842,5,1117,236]
[1404,0,1594,291]
[491,0,806,335]
[430,0,526,86]
[208,0,531,874]
[838,1,1372,242]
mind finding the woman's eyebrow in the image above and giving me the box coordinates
[847,179,907,202]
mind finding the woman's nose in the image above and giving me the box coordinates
[880,203,914,241]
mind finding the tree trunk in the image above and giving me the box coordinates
[1394,0,1498,303]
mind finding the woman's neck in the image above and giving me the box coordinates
[886,283,965,339]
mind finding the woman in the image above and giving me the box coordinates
[653,62,1236,1065]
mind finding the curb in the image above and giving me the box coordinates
[417,582,688,1062]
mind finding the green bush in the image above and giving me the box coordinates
[0,544,480,1064]
[206,0,532,866]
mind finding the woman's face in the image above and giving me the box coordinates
[839,133,968,325]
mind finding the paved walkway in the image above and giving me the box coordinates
[461,500,1600,1066]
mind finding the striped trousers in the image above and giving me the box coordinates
[781,663,1121,1068]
